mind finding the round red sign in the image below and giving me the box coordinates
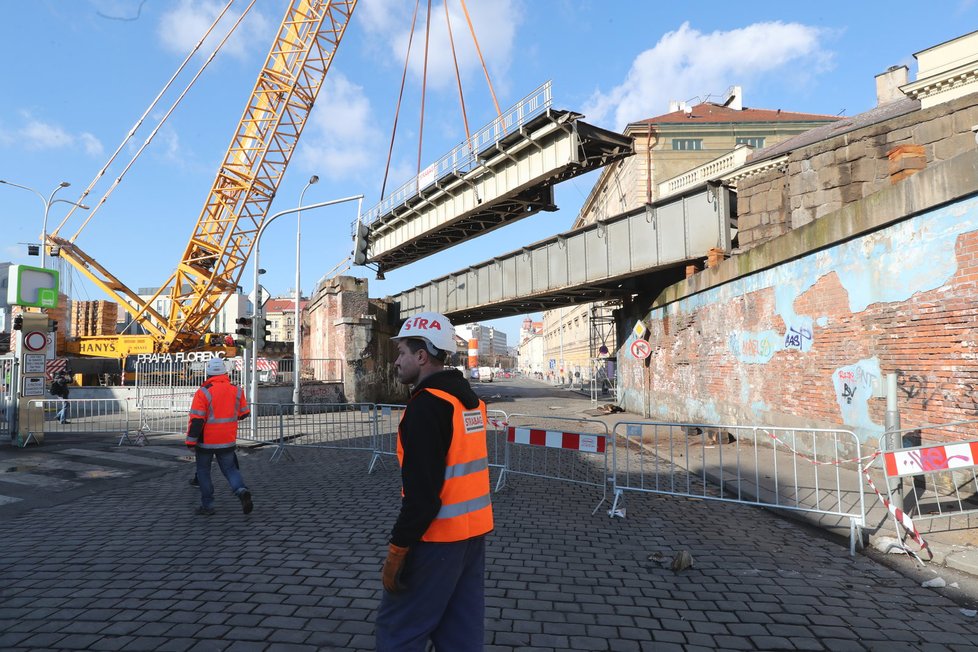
[630,339,652,359]
[24,331,48,352]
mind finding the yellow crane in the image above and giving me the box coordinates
[50,0,356,359]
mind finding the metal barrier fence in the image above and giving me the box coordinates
[878,419,978,534]
[611,421,866,555]
[270,358,344,384]
[368,404,405,473]
[496,414,611,514]
[238,403,288,444]
[270,403,376,462]
[1,356,14,438]
[25,398,134,446]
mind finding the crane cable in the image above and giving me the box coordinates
[379,0,421,201]
[444,0,470,144]
[459,0,500,118]
[379,0,501,200]
[52,0,255,241]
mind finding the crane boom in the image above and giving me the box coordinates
[55,0,357,354]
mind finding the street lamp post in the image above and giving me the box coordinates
[0,180,90,269]
[250,194,364,437]
[293,175,319,415]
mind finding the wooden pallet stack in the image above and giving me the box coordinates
[69,300,119,337]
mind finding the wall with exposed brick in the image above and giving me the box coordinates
[619,153,978,451]
[305,275,407,404]
[737,94,978,249]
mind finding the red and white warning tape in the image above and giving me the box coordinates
[862,463,932,562]
[760,429,932,560]
[506,426,606,453]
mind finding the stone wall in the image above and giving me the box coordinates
[737,94,978,249]
[305,275,407,404]
[618,151,978,450]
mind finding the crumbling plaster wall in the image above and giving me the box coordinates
[619,152,978,449]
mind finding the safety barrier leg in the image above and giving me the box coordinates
[270,407,292,463]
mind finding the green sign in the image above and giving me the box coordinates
[7,264,59,308]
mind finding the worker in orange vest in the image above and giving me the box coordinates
[376,312,494,651]
[185,357,253,516]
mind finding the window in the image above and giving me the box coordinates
[672,138,702,151]
[736,136,765,148]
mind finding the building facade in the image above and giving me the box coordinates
[542,89,840,381]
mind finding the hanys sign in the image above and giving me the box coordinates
[885,441,978,477]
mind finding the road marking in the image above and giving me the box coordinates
[57,449,174,468]
[0,472,80,490]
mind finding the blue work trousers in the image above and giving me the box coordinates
[376,536,486,651]
[195,447,247,510]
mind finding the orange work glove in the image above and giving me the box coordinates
[382,543,410,593]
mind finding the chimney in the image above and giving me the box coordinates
[875,65,909,105]
[723,85,743,111]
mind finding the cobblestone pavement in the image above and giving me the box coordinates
[3,443,978,651]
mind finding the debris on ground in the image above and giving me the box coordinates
[921,576,946,588]
[871,536,910,555]
[671,550,694,571]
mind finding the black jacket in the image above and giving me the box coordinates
[50,377,69,399]
[390,368,481,547]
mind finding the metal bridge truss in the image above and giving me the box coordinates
[364,109,634,274]
[392,184,736,323]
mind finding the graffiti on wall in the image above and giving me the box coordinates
[896,370,978,416]
[728,330,782,364]
[783,324,813,351]
[833,358,883,434]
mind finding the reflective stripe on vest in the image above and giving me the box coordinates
[397,387,494,542]
[187,375,247,448]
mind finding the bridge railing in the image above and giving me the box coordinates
[360,81,553,229]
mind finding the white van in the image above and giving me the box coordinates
[478,366,493,383]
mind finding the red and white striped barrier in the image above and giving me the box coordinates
[497,418,611,515]
[507,427,606,453]
[884,441,978,477]
[45,357,68,380]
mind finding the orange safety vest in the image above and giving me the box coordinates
[185,375,249,449]
[397,387,494,542]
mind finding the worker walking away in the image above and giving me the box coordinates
[185,358,253,516]
[376,312,494,651]
[50,370,71,424]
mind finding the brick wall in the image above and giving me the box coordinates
[737,94,978,249]
[305,275,406,404]
[619,184,978,450]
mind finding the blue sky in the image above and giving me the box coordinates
[1,0,974,345]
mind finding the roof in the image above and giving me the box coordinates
[629,102,840,127]
[264,298,308,313]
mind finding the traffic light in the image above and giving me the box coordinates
[352,221,370,265]
[235,317,253,338]
[254,315,271,350]
[13,315,23,331]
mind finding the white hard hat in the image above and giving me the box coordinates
[205,358,227,376]
[392,311,456,353]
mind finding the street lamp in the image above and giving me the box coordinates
[0,179,90,269]
[293,175,319,414]
[250,194,364,437]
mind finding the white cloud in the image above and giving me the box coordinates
[585,21,834,130]
[80,133,104,157]
[299,72,384,181]
[156,0,272,61]
[360,0,520,90]
[22,118,73,149]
